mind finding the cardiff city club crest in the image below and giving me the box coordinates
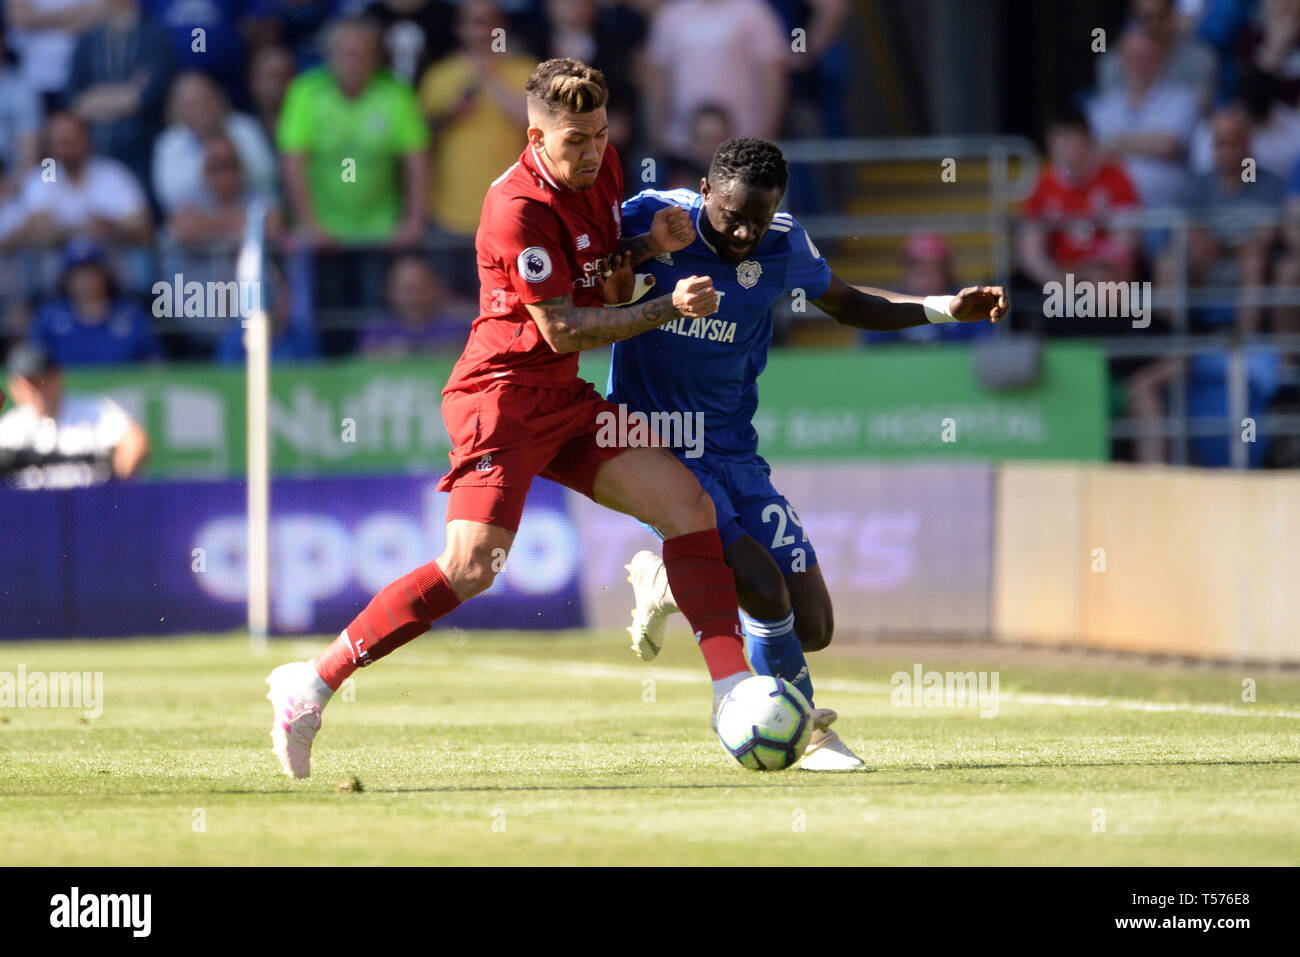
[736,260,762,288]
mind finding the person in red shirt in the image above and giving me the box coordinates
[266,58,756,778]
[1018,109,1141,288]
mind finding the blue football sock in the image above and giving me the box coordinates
[741,611,815,707]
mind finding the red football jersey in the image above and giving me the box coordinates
[1021,161,1139,266]
[445,142,625,393]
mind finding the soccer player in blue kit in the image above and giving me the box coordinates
[608,138,1007,770]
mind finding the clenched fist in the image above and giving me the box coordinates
[672,275,719,317]
[650,205,696,255]
[950,286,1009,322]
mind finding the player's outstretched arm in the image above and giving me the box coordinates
[619,205,697,266]
[526,276,719,353]
[812,274,1008,331]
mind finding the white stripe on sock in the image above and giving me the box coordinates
[740,610,795,638]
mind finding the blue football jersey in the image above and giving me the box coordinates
[607,189,832,459]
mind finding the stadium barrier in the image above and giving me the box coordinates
[5,459,1297,662]
[0,475,581,639]
[994,462,1300,663]
[57,344,1108,477]
[567,463,996,639]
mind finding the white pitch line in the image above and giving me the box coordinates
[451,653,1300,720]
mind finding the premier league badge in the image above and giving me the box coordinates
[518,247,553,283]
[736,260,762,289]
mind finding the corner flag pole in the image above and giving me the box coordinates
[237,199,271,652]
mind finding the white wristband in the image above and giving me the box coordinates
[923,295,957,324]
[607,273,656,307]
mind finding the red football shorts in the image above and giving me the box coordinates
[436,379,638,532]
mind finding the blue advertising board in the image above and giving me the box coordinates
[0,475,584,639]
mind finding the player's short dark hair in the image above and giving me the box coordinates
[526,58,608,118]
[707,138,789,195]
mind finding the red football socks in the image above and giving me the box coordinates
[661,529,750,680]
[313,561,462,690]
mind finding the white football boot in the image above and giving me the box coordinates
[800,707,869,771]
[266,661,332,778]
[625,549,679,661]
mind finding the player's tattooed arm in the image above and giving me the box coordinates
[526,276,719,353]
[619,233,665,267]
[527,295,681,352]
[618,205,697,265]
[812,275,1008,330]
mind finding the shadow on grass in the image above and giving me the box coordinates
[6,756,1297,799]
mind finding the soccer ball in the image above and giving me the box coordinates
[715,675,812,771]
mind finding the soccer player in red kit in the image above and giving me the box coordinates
[266,58,753,778]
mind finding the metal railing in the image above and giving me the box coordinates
[779,135,1041,290]
[776,139,1300,469]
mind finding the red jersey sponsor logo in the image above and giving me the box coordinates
[445,144,626,394]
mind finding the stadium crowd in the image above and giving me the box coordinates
[0,0,1297,470]
[1010,0,1300,467]
[0,0,848,361]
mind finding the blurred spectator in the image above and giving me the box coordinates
[6,112,152,248]
[144,0,256,102]
[1250,0,1300,106]
[1088,27,1201,209]
[0,22,44,192]
[664,103,735,190]
[862,233,993,345]
[5,0,106,109]
[152,71,276,215]
[244,0,340,66]
[1238,70,1300,175]
[168,133,282,246]
[1126,348,1283,465]
[247,44,297,147]
[644,0,788,158]
[770,0,850,135]
[1129,104,1288,465]
[357,253,474,356]
[214,266,320,363]
[1018,110,1140,290]
[0,342,151,488]
[65,0,175,192]
[279,16,428,247]
[1097,0,1217,106]
[1157,104,1284,334]
[418,0,534,238]
[363,0,458,85]
[541,0,646,162]
[1280,155,1300,333]
[27,238,162,364]
[767,0,849,216]
[160,134,284,357]
[1190,70,1300,178]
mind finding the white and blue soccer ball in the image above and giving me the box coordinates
[715,675,812,771]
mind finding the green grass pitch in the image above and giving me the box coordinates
[1,631,1298,865]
